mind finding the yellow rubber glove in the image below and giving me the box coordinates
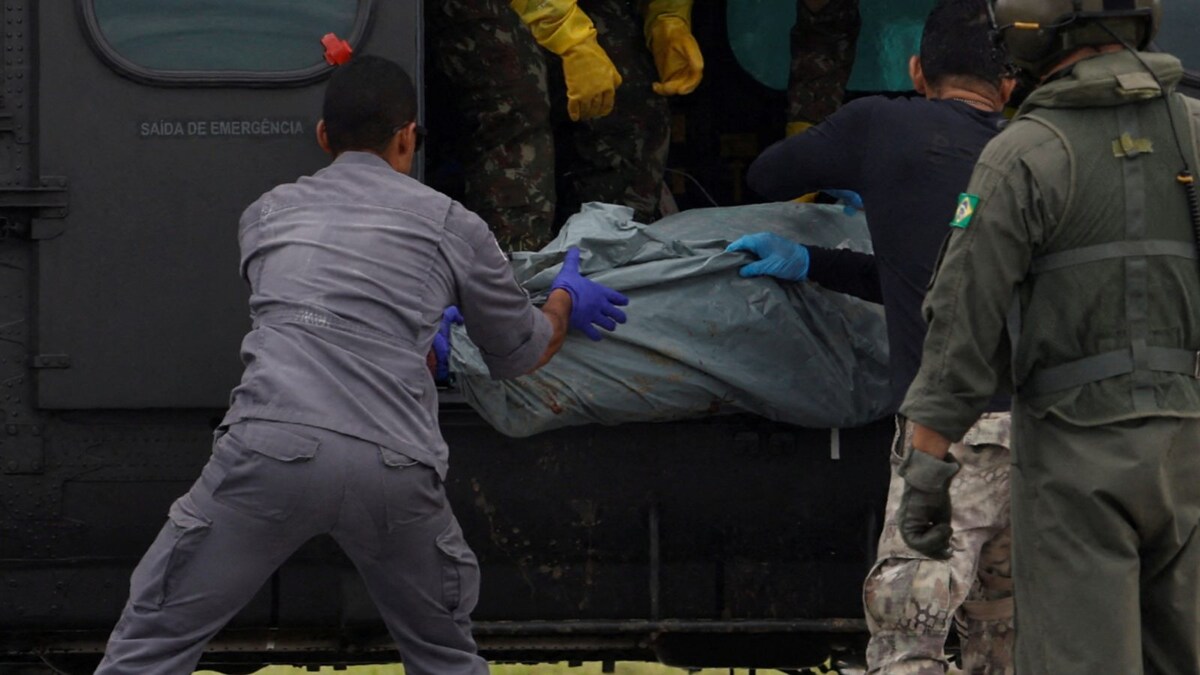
[510,0,622,121]
[643,0,703,96]
[560,38,623,120]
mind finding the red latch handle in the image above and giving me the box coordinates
[322,33,353,66]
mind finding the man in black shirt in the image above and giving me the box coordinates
[728,1,1017,672]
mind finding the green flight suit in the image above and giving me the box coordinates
[901,50,1200,675]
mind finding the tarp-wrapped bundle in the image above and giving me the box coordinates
[449,202,891,437]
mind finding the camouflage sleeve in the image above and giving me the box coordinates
[510,0,595,55]
[640,0,692,37]
[787,0,861,126]
[900,144,1044,441]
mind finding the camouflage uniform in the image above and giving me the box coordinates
[788,0,861,126]
[864,413,1014,674]
[426,0,670,252]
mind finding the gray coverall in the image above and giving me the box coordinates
[96,151,553,674]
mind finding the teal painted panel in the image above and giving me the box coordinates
[727,0,796,91]
[727,0,935,93]
[847,0,936,91]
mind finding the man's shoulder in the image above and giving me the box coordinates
[325,159,453,209]
[828,94,897,120]
[842,95,1002,135]
[977,116,1066,171]
[850,93,949,116]
[441,199,500,251]
[260,158,455,223]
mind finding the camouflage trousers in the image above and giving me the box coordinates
[864,413,1014,675]
[788,0,860,126]
[426,0,670,252]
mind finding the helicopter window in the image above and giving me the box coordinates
[81,0,368,84]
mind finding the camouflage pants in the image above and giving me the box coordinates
[864,414,1014,675]
[426,0,670,252]
[788,0,861,126]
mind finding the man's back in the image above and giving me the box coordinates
[223,151,551,477]
[241,152,457,350]
[908,50,1200,434]
[748,94,1006,408]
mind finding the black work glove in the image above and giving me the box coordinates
[896,448,961,559]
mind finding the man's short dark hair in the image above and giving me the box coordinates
[920,0,1009,89]
[322,55,418,155]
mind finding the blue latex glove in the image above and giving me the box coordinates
[725,232,810,281]
[822,189,864,215]
[550,247,630,341]
[433,305,464,381]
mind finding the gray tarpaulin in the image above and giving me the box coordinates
[449,202,891,437]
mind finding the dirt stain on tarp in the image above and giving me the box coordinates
[535,380,565,414]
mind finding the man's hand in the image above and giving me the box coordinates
[822,189,864,215]
[896,447,960,559]
[432,306,464,382]
[550,247,629,340]
[509,0,621,121]
[561,39,623,121]
[725,232,811,281]
[647,17,703,96]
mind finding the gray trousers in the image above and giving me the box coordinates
[1011,411,1200,675]
[96,419,488,675]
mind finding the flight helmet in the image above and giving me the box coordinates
[990,0,1161,76]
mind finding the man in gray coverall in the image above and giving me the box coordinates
[95,55,629,675]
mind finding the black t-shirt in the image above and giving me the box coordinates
[746,95,1010,413]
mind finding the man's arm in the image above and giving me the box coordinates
[733,101,877,297]
[747,97,872,201]
[893,149,1046,559]
[531,289,571,371]
[806,246,882,303]
[725,233,882,304]
[509,0,622,121]
[901,152,1044,444]
[447,205,627,378]
[445,204,557,379]
[910,423,953,459]
[641,0,703,96]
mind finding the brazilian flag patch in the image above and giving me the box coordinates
[951,193,979,229]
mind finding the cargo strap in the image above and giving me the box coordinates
[1030,239,1197,274]
[1021,346,1200,397]
[1120,104,1157,411]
